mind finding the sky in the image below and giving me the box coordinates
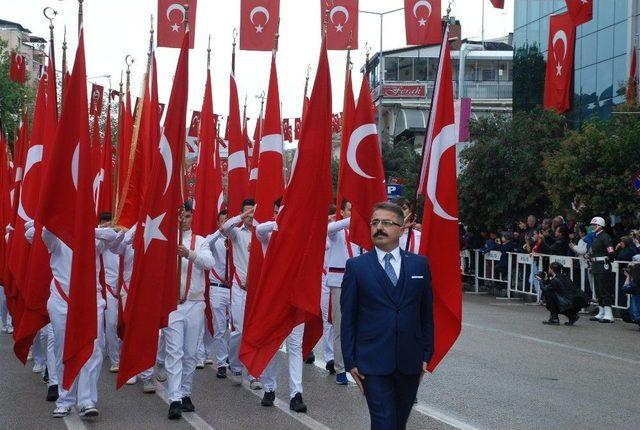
[2,0,513,135]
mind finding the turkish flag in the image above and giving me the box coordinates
[282,118,292,142]
[9,52,27,83]
[404,0,442,46]
[293,118,302,140]
[324,0,358,50]
[490,0,505,8]
[543,12,576,114]
[38,31,98,389]
[12,51,57,363]
[240,0,280,51]
[116,92,133,205]
[566,0,592,26]
[97,102,114,217]
[417,25,461,373]
[245,54,285,321]
[117,33,188,387]
[227,74,249,217]
[248,114,263,197]
[89,84,104,117]
[192,71,221,236]
[188,111,201,137]
[340,75,386,250]
[240,39,333,377]
[157,0,197,48]
[336,66,355,219]
[0,133,11,288]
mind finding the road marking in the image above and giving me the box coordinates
[154,380,216,430]
[414,403,482,430]
[63,411,88,430]
[463,323,640,366]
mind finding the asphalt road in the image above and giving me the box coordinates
[1,294,638,430]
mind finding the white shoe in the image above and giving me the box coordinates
[6,326,13,334]
[142,379,156,393]
[249,378,263,390]
[590,306,604,321]
[52,406,71,418]
[196,361,205,369]
[109,364,119,373]
[601,306,615,323]
[125,376,137,385]
[78,406,99,417]
[230,370,243,386]
[155,364,167,382]
[32,363,46,374]
[204,359,214,366]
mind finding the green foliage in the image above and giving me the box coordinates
[0,38,36,143]
[381,136,420,200]
[513,43,546,113]
[458,109,565,230]
[544,105,640,219]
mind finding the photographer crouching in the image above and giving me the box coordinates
[536,262,589,326]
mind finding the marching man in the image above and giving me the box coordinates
[166,202,215,420]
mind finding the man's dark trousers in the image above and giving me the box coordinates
[362,370,420,430]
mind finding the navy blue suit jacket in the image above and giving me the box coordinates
[340,249,434,376]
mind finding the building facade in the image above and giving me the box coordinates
[513,0,638,125]
[0,19,47,86]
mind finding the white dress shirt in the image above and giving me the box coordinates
[220,215,252,287]
[375,246,401,280]
[204,230,228,285]
[400,229,422,254]
[325,217,361,288]
[178,229,215,301]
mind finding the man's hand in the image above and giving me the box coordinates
[420,362,429,383]
[177,244,190,258]
[349,368,365,395]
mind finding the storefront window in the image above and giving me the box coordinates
[384,57,398,81]
[398,57,414,81]
[414,58,428,81]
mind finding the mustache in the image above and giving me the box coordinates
[373,231,388,238]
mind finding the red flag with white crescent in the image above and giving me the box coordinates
[417,25,461,372]
[240,0,281,51]
[227,74,250,216]
[89,84,104,117]
[97,102,114,216]
[157,0,197,48]
[565,0,592,26]
[248,113,263,196]
[9,52,27,84]
[323,0,358,50]
[404,0,442,46]
[543,12,576,114]
[490,0,505,9]
[336,66,355,219]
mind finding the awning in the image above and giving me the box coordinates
[393,108,428,137]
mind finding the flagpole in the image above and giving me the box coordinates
[231,28,237,75]
[78,0,84,33]
[61,26,67,99]
[335,36,352,219]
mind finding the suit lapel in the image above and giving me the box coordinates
[366,251,398,305]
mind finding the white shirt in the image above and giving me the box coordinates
[221,215,252,287]
[256,220,277,253]
[326,217,361,287]
[110,226,136,290]
[204,230,228,285]
[400,229,421,254]
[178,229,215,301]
[375,246,401,280]
[100,250,120,293]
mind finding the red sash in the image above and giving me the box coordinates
[53,279,69,303]
[179,234,198,303]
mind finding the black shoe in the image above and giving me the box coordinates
[46,385,59,402]
[261,391,275,407]
[43,368,49,384]
[289,393,307,413]
[542,316,560,325]
[325,359,335,375]
[216,367,227,379]
[168,401,182,420]
[181,396,195,412]
[304,352,315,364]
[565,314,580,326]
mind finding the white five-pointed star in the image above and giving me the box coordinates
[143,213,167,252]
[335,23,343,32]
[418,18,427,26]
[581,0,588,4]
[556,62,563,76]
[171,23,180,32]
[255,24,263,33]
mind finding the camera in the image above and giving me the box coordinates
[536,271,547,280]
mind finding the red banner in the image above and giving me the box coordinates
[240,0,281,51]
[566,0,592,26]
[543,12,576,114]
[324,0,358,50]
[89,84,104,117]
[157,0,197,48]
[404,0,441,46]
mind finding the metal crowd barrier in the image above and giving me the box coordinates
[460,250,630,310]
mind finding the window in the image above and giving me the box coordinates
[581,32,597,67]
[613,21,627,57]
[613,55,627,97]
[414,58,428,81]
[526,20,540,48]
[527,0,540,22]
[464,62,476,81]
[398,57,414,81]
[482,68,496,81]
[596,26,613,63]
[596,59,613,101]
[615,0,627,23]
[581,64,596,98]
[597,0,614,29]
[515,1,527,29]
[384,57,398,81]
[427,58,438,80]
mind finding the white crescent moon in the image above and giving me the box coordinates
[250,6,270,24]
[330,6,350,24]
[159,134,173,195]
[413,0,433,18]
[216,191,224,214]
[166,3,186,23]
[346,124,378,179]
[17,145,43,222]
[93,169,103,206]
[552,30,568,61]
[426,124,458,221]
[71,143,79,190]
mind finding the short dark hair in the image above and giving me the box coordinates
[549,261,564,274]
[629,264,640,282]
[371,202,404,225]
[328,204,337,216]
[183,200,193,212]
[218,209,228,219]
[273,197,283,208]
[99,212,112,223]
[392,197,411,208]
[340,199,350,211]
[241,198,255,211]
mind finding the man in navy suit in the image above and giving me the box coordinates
[341,201,434,430]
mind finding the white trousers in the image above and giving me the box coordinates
[228,284,246,374]
[43,324,59,387]
[320,281,334,361]
[330,287,345,374]
[32,327,47,367]
[47,295,105,409]
[261,323,304,398]
[197,286,230,367]
[104,294,121,366]
[164,301,205,402]
[0,285,12,329]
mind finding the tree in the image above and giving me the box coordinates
[381,136,420,200]
[513,43,546,113]
[0,38,36,144]
[544,105,640,220]
[458,109,565,231]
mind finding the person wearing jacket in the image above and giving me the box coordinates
[622,264,640,328]
[536,262,588,326]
